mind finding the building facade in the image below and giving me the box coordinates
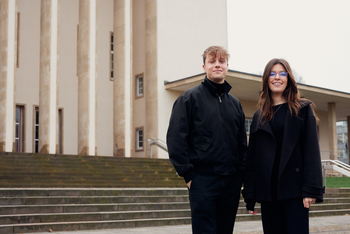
[1,0,350,162]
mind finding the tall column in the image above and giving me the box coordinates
[39,0,59,154]
[347,116,350,165]
[328,102,337,160]
[77,0,97,156]
[145,0,158,158]
[113,0,131,157]
[0,0,17,152]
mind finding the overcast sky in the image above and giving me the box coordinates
[227,0,350,93]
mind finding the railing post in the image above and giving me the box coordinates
[150,144,152,158]
[323,165,327,187]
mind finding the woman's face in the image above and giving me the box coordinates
[268,64,288,96]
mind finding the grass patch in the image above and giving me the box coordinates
[325,177,350,188]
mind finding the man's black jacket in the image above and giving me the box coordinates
[166,77,247,183]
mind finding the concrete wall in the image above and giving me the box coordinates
[16,0,114,156]
[17,0,41,153]
[157,0,228,158]
[132,0,146,158]
[58,0,78,155]
[96,0,113,156]
[316,110,330,160]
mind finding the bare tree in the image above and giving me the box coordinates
[292,70,305,84]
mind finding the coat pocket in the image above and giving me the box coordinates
[194,131,212,151]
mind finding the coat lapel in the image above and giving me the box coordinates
[257,119,276,179]
[279,107,304,177]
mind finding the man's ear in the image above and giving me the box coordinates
[202,64,206,71]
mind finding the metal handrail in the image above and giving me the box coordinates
[145,138,168,158]
[321,160,350,187]
[322,159,350,170]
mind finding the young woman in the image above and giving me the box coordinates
[243,58,324,233]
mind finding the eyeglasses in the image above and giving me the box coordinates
[270,71,288,78]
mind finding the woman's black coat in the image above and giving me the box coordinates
[242,101,324,203]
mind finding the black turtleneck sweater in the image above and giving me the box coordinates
[208,79,225,95]
[270,103,288,201]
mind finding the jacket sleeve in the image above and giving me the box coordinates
[236,102,248,173]
[301,104,325,202]
[166,95,196,183]
[242,114,257,202]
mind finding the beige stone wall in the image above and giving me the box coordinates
[132,0,146,158]
[157,0,228,158]
[58,0,78,155]
[96,0,113,156]
[240,99,258,119]
[144,0,158,158]
[0,0,17,152]
[39,0,59,154]
[16,0,40,153]
[316,110,331,160]
[0,0,10,151]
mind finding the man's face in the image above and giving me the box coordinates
[203,54,228,84]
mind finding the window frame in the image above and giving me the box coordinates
[135,74,144,98]
[110,31,114,81]
[135,127,144,151]
[15,105,25,152]
[33,106,39,153]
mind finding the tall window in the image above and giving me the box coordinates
[15,106,24,152]
[34,107,39,153]
[34,108,63,154]
[136,128,144,151]
[110,32,114,80]
[136,75,143,98]
[58,109,63,154]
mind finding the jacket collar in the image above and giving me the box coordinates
[250,100,311,134]
[202,76,232,95]
[251,101,311,176]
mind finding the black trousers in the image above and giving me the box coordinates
[261,198,309,234]
[188,173,242,234]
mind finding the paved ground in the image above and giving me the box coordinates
[34,215,350,234]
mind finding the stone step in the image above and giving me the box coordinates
[0,195,189,205]
[0,202,191,215]
[322,198,350,204]
[0,175,182,182]
[0,217,192,233]
[0,188,189,197]
[0,170,177,176]
[324,193,350,198]
[0,181,185,188]
[235,208,350,221]
[310,203,350,211]
[0,209,192,225]
[2,209,350,234]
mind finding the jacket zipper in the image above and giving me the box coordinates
[216,93,223,103]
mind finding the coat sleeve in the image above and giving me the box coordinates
[236,102,248,173]
[166,95,196,183]
[301,104,325,202]
[242,114,257,202]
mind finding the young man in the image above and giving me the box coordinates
[167,46,247,234]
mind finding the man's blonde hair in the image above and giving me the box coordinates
[202,46,230,64]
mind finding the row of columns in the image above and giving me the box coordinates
[0,0,155,157]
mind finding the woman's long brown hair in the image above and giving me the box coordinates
[257,58,313,123]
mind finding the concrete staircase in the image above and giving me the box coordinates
[0,153,349,233]
[0,188,349,233]
[0,188,191,233]
[0,152,185,188]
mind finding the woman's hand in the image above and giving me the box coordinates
[303,197,316,208]
[187,180,192,189]
[249,209,258,215]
